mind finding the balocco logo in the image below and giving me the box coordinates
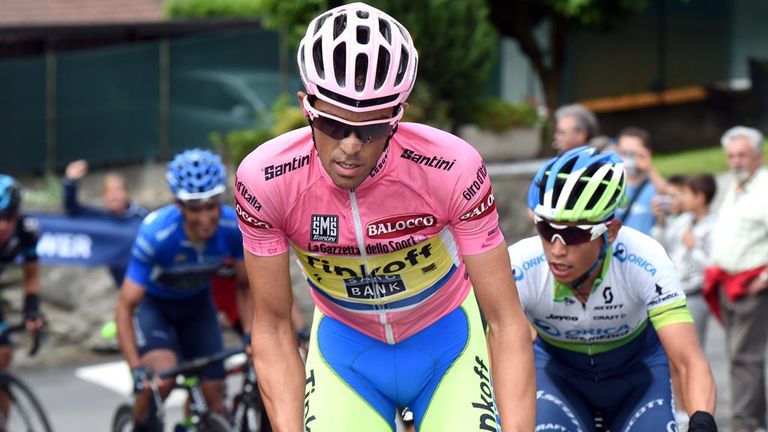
[235,201,272,229]
[460,188,496,222]
[366,213,436,239]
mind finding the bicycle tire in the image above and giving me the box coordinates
[200,412,233,432]
[111,403,134,432]
[0,372,53,432]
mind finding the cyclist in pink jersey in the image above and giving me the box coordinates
[235,3,534,431]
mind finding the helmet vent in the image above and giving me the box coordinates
[333,14,347,39]
[356,10,369,19]
[355,54,368,91]
[395,46,408,86]
[375,47,390,90]
[314,13,331,35]
[378,18,391,43]
[334,43,347,86]
[312,40,325,79]
[357,26,370,44]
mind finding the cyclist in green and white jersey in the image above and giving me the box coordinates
[508,146,717,431]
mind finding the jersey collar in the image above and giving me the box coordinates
[552,245,614,302]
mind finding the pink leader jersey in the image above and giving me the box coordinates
[235,123,503,344]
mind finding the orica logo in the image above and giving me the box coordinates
[512,265,524,282]
[613,242,627,262]
[533,319,560,337]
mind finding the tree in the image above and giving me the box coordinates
[485,0,649,113]
[166,0,498,130]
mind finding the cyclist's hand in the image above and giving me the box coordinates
[23,294,44,332]
[131,366,151,394]
[687,411,717,432]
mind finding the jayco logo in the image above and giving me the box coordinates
[311,215,338,243]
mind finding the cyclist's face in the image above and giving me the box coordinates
[304,93,397,190]
[0,214,18,245]
[180,201,221,242]
[539,220,621,284]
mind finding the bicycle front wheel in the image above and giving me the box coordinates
[111,403,134,432]
[0,373,53,432]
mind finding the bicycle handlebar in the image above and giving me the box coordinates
[158,347,244,380]
[0,322,44,357]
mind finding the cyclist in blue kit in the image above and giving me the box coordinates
[114,149,250,431]
[508,146,718,431]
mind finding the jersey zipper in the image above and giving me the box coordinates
[349,189,396,345]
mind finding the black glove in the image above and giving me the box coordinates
[688,411,717,432]
[23,293,41,321]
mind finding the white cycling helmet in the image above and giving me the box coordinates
[297,2,418,112]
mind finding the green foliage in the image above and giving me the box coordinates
[164,0,262,19]
[251,0,328,50]
[472,99,540,133]
[653,142,768,177]
[368,0,498,128]
[212,93,308,167]
[553,0,649,28]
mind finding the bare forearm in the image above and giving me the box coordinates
[251,322,306,432]
[488,323,536,431]
[115,303,140,368]
[680,360,717,414]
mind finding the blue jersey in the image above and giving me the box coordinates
[126,204,244,299]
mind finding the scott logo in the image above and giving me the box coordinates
[235,201,272,229]
[460,187,496,222]
[366,214,436,239]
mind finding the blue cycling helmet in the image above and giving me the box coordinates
[166,149,227,201]
[0,175,21,215]
[528,146,627,223]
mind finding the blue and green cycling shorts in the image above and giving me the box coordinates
[303,289,499,431]
[534,335,677,432]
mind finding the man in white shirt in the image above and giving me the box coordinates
[705,126,768,432]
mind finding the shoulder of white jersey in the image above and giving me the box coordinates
[611,225,672,279]
[507,235,546,284]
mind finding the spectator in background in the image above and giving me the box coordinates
[553,103,599,153]
[615,127,657,235]
[62,159,148,286]
[63,159,149,354]
[704,126,768,432]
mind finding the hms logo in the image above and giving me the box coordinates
[311,215,338,243]
[460,187,496,221]
[366,214,436,239]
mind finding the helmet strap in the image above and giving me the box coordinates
[569,232,609,292]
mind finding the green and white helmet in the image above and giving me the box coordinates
[528,146,627,223]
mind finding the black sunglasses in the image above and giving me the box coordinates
[303,96,402,144]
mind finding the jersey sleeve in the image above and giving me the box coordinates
[234,152,290,256]
[640,238,693,330]
[507,240,531,310]
[124,215,159,287]
[447,149,503,256]
[19,216,40,262]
